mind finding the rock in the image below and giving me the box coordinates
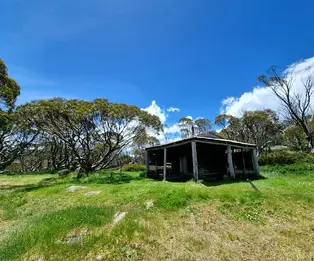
[0,170,15,175]
[145,200,154,210]
[113,212,127,224]
[58,169,70,177]
[75,166,84,176]
[57,228,89,244]
[66,186,87,192]
[66,235,84,244]
[57,236,84,244]
[96,255,104,260]
[85,191,102,195]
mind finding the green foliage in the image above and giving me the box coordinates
[0,58,21,112]
[179,117,212,138]
[78,171,143,184]
[258,66,314,152]
[132,134,159,164]
[19,98,162,174]
[123,163,146,172]
[260,163,314,175]
[283,123,314,151]
[258,150,314,165]
[216,109,282,153]
[0,59,38,171]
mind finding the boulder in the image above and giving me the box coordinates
[58,169,70,177]
[113,212,127,224]
[145,200,154,210]
[85,191,102,195]
[0,170,14,175]
[75,166,85,178]
[66,186,87,192]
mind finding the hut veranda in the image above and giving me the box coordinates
[145,132,260,181]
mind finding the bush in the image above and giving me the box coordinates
[259,150,314,166]
[122,164,146,172]
[261,163,314,174]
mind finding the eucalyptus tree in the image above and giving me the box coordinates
[215,110,282,154]
[215,114,243,141]
[258,65,314,152]
[0,59,38,170]
[133,133,160,164]
[18,135,74,172]
[241,109,282,153]
[0,58,20,112]
[283,125,308,151]
[178,117,212,138]
[20,98,162,174]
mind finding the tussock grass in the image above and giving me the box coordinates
[0,167,313,260]
[0,206,114,260]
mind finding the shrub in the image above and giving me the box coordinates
[122,164,146,172]
[260,162,314,174]
[259,150,314,165]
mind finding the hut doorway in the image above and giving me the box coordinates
[179,156,188,173]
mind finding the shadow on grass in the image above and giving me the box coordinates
[76,171,148,185]
[0,177,67,192]
[201,175,267,187]
[0,172,150,191]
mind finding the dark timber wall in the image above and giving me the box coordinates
[146,138,259,181]
[167,143,193,174]
[197,143,227,179]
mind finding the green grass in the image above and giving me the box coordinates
[0,166,313,260]
[0,206,115,260]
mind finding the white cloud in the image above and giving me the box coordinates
[164,123,181,134]
[220,56,314,117]
[143,100,167,124]
[142,101,182,144]
[167,107,180,112]
[221,87,279,117]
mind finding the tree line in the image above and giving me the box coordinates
[0,59,162,176]
[1,58,314,175]
[172,65,314,155]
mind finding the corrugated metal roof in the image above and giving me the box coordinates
[146,135,256,150]
[196,131,223,139]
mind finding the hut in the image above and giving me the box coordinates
[145,132,259,181]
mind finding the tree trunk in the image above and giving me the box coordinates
[308,136,314,154]
[300,122,314,153]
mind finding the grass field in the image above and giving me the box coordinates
[0,165,313,261]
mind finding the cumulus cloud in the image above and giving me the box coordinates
[221,88,279,117]
[143,100,167,124]
[167,107,180,112]
[142,101,182,143]
[220,56,314,117]
[163,123,179,133]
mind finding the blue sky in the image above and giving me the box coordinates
[2,0,314,138]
